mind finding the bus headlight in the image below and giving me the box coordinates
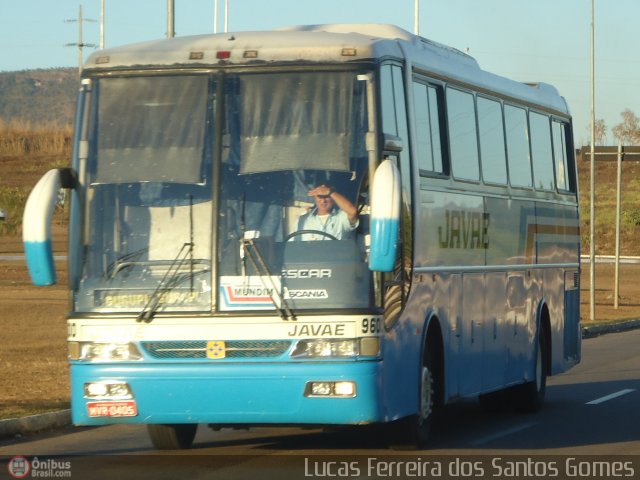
[291,338,379,358]
[69,342,143,362]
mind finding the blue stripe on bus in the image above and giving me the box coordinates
[369,218,399,271]
[24,240,56,286]
[70,361,383,425]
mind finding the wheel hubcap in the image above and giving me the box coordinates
[419,366,433,424]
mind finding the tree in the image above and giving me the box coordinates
[612,109,640,145]
[585,118,607,145]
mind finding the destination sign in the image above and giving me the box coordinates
[94,289,200,308]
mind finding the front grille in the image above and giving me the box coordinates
[141,340,291,359]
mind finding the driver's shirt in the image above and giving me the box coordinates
[297,208,358,241]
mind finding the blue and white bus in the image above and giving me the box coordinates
[23,24,580,449]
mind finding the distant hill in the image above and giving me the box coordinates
[0,68,78,125]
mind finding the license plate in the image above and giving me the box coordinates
[87,401,138,418]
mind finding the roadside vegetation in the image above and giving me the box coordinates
[0,120,71,236]
[1,124,640,421]
[1,122,639,255]
[0,119,72,156]
[578,159,640,256]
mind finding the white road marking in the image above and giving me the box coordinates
[586,388,635,405]
[468,421,539,446]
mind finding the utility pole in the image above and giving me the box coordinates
[214,0,218,33]
[100,0,105,49]
[65,5,97,75]
[167,0,175,38]
[414,0,420,35]
[224,0,229,33]
[213,0,229,34]
[614,143,622,309]
[589,0,596,322]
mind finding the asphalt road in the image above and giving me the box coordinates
[1,329,639,479]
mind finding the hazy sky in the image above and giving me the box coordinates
[0,0,637,143]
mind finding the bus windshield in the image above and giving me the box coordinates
[75,70,373,314]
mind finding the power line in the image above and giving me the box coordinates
[65,5,97,75]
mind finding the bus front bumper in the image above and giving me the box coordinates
[70,361,383,426]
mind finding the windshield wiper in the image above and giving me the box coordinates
[107,248,148,279]
[238,193,296,321]
[241,238,296,321]
[136,242,196,323]
[137,195,198,323]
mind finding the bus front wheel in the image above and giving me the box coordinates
[147,423,198,450]
[390,354,435,449]
[415,363,434,446]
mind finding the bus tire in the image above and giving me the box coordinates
[147,423,198,450]
[390,348,435,449]
[414,359,435,447]
[514,327,548,413]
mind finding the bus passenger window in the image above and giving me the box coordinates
[446,88,479,181]
[414,82,444,174]
[477,96,507,184]
[504,105,532,188]
[553,120,571,191]
[530,112,555,191]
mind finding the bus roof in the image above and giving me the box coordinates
[84,24,569,116]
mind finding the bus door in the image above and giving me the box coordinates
[378,63,414,330]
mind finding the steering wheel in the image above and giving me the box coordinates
[285,229,338,241]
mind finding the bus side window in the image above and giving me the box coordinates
[505,105,532,188]
[552,120,574,192]
[530,111,555,191]
[477,96,507,185]
[446,87,479,181]
[413,81,445,175]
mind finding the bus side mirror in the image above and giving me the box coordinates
[22,168,76,286]
[368,159,401,272]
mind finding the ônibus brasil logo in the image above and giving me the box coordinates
[7,456,30,479]
[7,456,71,478]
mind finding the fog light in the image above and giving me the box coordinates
[85,382,109,397]
[305,381,357,398]
[311,382,332,396]
[334,381,356,396]
[109,383,131,397]
[84,381,133,400]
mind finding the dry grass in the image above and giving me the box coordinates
[0,261,69,419]
[0,121,70,236]
[1,127,640,420]
[0,119,72,157]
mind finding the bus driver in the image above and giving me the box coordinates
[297,184,358,241]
